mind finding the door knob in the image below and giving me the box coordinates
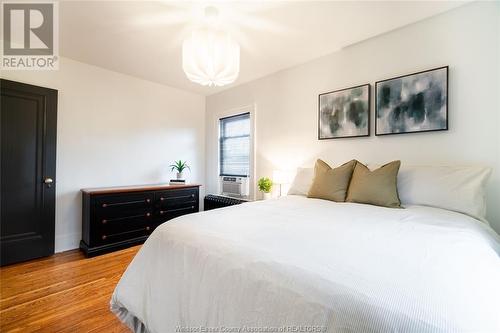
[44,177,54,187]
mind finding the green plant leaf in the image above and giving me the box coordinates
[170,160,190,172]
[257,177,273,193]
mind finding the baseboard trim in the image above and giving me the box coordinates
[55,233,80,253]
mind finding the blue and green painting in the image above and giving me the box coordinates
[319,84,370,139]
[376,67,448,135]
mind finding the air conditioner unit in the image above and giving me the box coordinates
[220,176,249,197]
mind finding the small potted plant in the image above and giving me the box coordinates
[257,177,273,200]
[170,160,190,180]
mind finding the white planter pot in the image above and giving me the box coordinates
[263,192,271,200]
[176,172,184,180]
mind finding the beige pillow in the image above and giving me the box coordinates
[346,161,401,208]
[307,159,357,202]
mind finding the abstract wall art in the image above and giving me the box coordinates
[318,84,370,139]
[375,66,448,136]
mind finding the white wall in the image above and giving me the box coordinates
[206,2,500,233]
[2,57,205,252]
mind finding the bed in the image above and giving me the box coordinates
[110,195,500,333]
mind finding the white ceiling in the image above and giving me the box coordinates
[60,1,466,96]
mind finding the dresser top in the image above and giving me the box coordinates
[81,183,201,195]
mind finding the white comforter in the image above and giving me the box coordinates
[111,196,500,333]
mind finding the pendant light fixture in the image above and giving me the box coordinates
[182,7,240,87]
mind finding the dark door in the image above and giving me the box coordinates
[1,79,57,266]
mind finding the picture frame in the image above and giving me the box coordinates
[318,84,370,139]
[375,66,448,136]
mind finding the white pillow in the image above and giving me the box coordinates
[287,168,314,196]
[290,163,491,221]
[395,165,491,221]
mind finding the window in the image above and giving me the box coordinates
[219,112,250,177]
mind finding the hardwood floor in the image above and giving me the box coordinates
[0,246,140,332]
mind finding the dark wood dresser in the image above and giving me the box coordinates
[80,184,200,257]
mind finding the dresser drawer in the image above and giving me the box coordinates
[95,193,153,218]
[93,225,152,246]
[97,211,153,233]
[157,204,198,221]
[155,188,198,209]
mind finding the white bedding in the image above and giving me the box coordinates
[111,196,500,333]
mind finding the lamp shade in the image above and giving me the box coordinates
[272,170,294,184]
[182,28,240,87]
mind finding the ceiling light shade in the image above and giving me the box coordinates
[182,28,240,87]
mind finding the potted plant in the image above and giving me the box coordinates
[169,160,190,180]
[257,177,273,200]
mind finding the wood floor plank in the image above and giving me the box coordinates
[1,249,136,299]
[0,246,139,332]
[0,251,82,279]
[1,261,131,307]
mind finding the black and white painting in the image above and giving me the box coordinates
[318,84,370,139]
[375,66,448,135]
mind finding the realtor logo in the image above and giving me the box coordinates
[1,1,59,70]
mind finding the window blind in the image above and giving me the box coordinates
[219,113,250,177]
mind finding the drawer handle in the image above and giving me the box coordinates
[101,213,151,224]
[101,199,149,208]
[101,227,150,240]
[160,194,196,201]
[160,206,195,215]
